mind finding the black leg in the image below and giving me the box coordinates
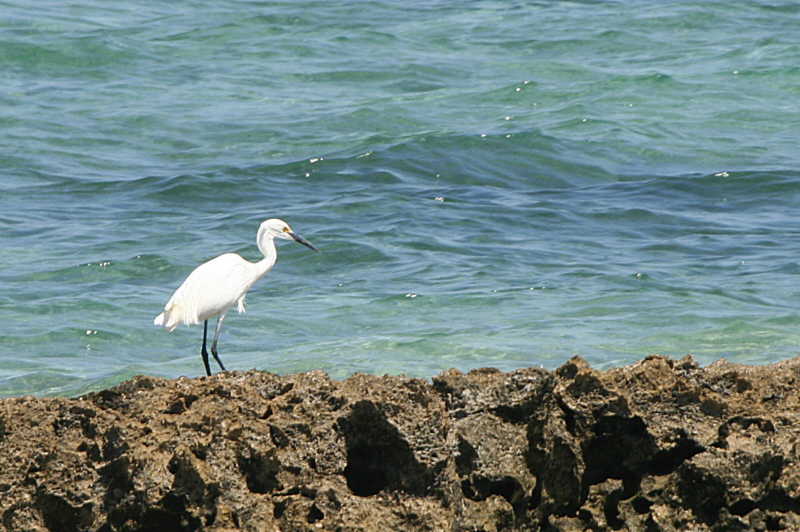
[211,344,227,372]
[210,314,228,372]
[201,320,211,376]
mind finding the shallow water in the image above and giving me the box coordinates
[3,1,800,396]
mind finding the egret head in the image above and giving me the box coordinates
[258,218,318,252]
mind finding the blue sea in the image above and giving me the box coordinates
[3,1,800,397]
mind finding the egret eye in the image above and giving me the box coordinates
[282,226,290,233]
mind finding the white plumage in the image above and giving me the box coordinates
[154,218,318,376]
[154,254,255,330]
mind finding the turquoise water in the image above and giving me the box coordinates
[3,1,800,397]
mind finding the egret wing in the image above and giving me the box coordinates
[157,253,254,328]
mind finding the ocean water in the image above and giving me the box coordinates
[3,1,800,397]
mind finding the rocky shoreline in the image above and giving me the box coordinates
[1,355,799,531]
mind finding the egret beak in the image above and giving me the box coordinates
[290,232,318,251]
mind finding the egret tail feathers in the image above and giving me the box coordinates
[153,303,184,332]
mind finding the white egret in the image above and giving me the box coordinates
[153,218,318,376]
